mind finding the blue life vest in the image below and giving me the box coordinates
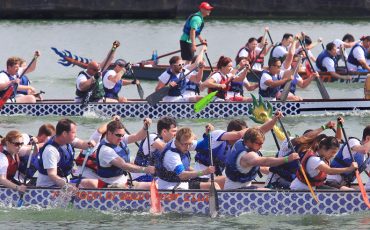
[0,71,16,98]
[134,134,161,167]
[155,140,191,182]
[165,68,186,96]
[229,81,244,96]
[18,75,31,95]
[316,50,337,72]
[280,73,299,94]
[185,79,200,94]
[348,43,367,67]
[269,145,302,182]
[182,12,204,37]
[35,136,75,177]
[103,70,122,99]
[75,71,93,98]
[330,137,364,183]
[96,140,131,178]
[195,132,231,176]
[259,70,280,98]
[225,140,260,183]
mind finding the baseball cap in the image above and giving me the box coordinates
[199,2,214,10]
[115,59,127,67]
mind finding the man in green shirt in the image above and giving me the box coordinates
[180,2,213,63]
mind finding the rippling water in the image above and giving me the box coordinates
[0,19,369,229]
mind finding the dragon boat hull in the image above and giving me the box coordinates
[1,99,370,118]
[1,187,369,215]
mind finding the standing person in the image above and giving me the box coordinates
[347,36,370,72]
[35,118,94,188]
[0,130,27,193]
[290,136,358,191]
[102,59,140,102]
[75,61,102,103]
[0,57,38,103]
[180,2,213,64]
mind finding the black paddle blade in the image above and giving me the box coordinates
[209,182,219,218]
[146,87,169,106]
[315,78,330,99]
[137,84,144,99]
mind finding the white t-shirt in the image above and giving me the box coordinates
[36,138,80,187]
[259,70,284,91]
[315,57,336,72]
[326,138,361,183]
[97,136,130,185]
[76,70,93,91]
[272,45,288,59]
[157,140,197,190]
[103,69,119,89]
[0,71,14,84]
[290,155,325,190]
[333,39,346,57]
[0,152,10,176]
[224,151,255,189]
[347,44,367,70]
[238,47,263,70]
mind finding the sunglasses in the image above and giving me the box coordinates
[174,63,185,67]
[10,141,24,147]
[114,133,125,138]
[273,65,282,68]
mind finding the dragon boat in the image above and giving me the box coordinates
[1,98,370,118]
[1,186,369,215]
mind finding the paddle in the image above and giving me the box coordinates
[82,41,120,108]
[140,44,203,63]
[337,119,370,209]
[340,45,350,75]
[207,129,219,218]
[19,52,40,79]
[70,147,93,206]
[280,55,302,103]
[0,84,15,109]
[277,117,319,203]
[146,66,199,106]
[126,63,144,99]
[267,30,274,45]
[17,142,36,207]
[204,52,214,72]
[298,39,330,99]
[147,125,161,214]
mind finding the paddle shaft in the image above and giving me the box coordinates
[267,30,274,45]
[204,52,214,72]
[17,143,36,207]
[157,44,203,60]
[127,64,145,99]
[340,46,350,74]
[18,54,39,79]
[277,117,319,203]
[281,56,302,102]
[75,148,92,188]
[207,131,219,218]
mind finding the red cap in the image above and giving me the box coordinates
[199,2,214,11]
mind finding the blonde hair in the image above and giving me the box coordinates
[175,127,193,142]
[1,130,23,146]
[243,127,265,143]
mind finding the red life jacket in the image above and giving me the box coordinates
[75,149,98,172]
[3,150,20,181]
[296,150,327,187]
[207,72,230,99]
[235,47,264,65]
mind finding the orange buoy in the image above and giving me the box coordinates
[364,74,370,99]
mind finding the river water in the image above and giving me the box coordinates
[0,19,369,229]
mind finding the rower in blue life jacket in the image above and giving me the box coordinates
[95,119,155,189]
[156,127,219,190]
[155,54,203,102]
[315,42,347,81]
[266,120,337,189]
[347,36,370,72]
[132,116,178,184]
[102,59,140,102]
[326,121,370,189]
[180,1,213,64]
[224,127,299,190]
[35,118,94,190]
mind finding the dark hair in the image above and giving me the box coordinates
[38,123,56,137]
[362,125,370,141]
[56,118,76,136]
[6,57,19,68]
[216,56,232,69]
[169,56,181,65]
[304,36,312,45]
[107,120,124,133]
[246,37,257,46]
[360,36,370,41]
[310,134,328,152]
[257,36,263,43]
[268,57,281,67]
[227,119,247,132]
[342,33,355,42]
[282,33,293,40]
[243,127,265,143]
[326,42,336,51]
[318,136,339,151]
[157,116,177,134]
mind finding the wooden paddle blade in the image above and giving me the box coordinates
[146,87,169,106]
[315,78,330,99]
[355,170,370,208]
[0,85,14,109]
[280,81,291,103]
[299,164,319,203]
[137,84,144,99]
[208,181,219,218]
[194,91,217,113]
[150,180,162,214]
